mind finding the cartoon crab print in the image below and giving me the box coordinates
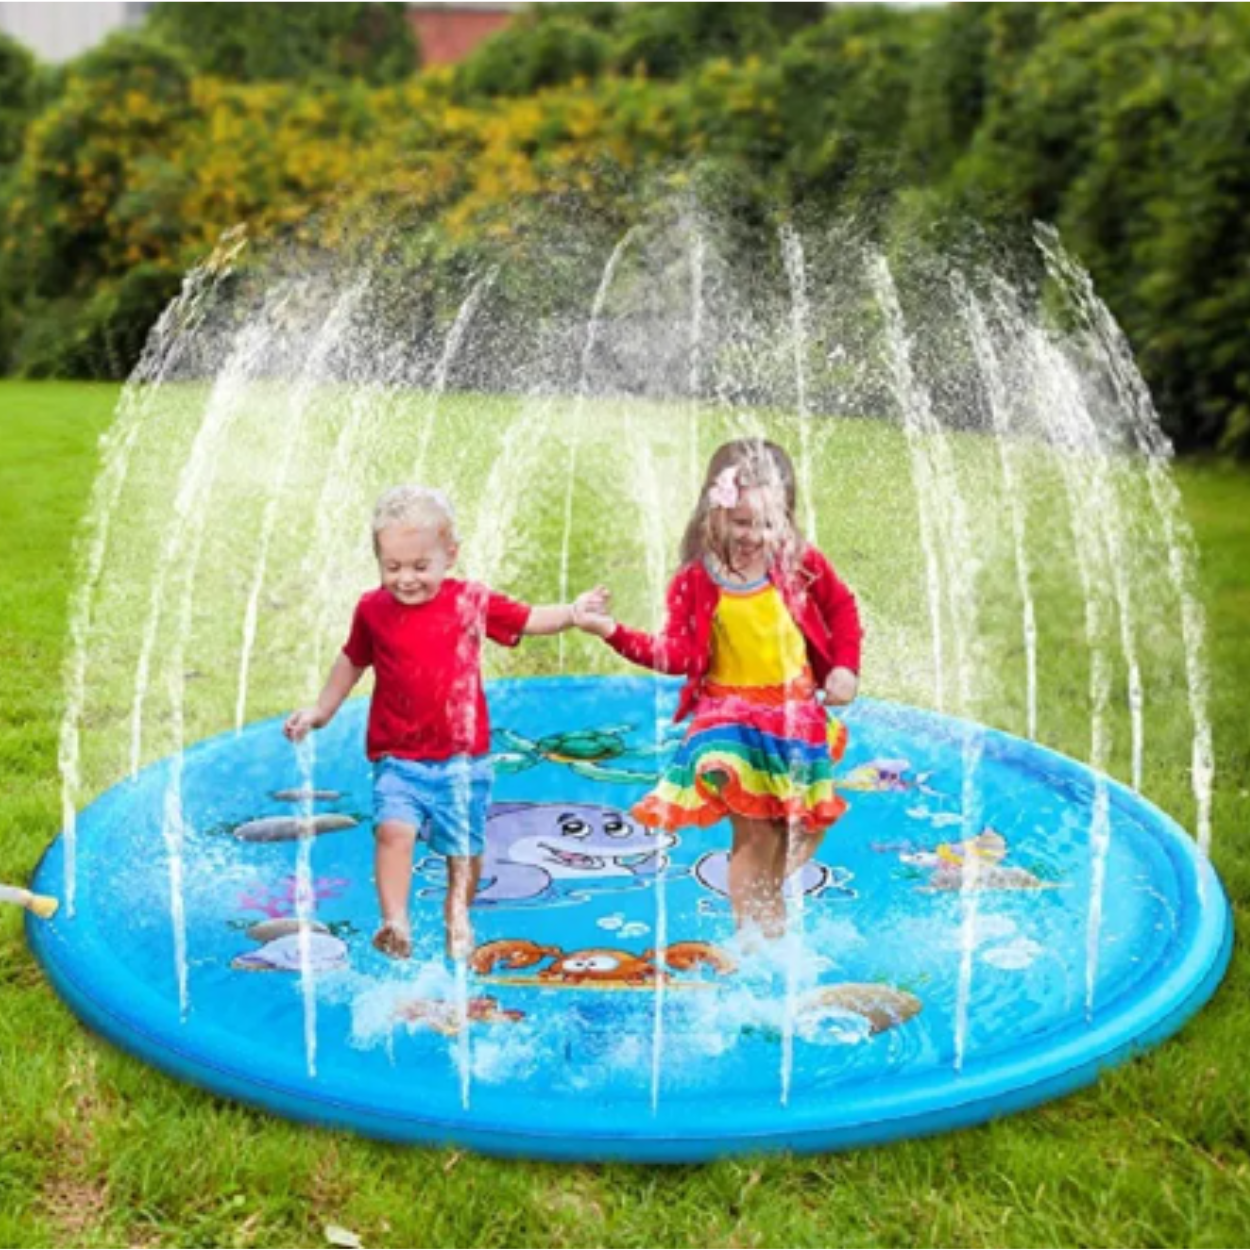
[469,937,736,987]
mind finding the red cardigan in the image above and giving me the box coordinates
[605,546,863,722]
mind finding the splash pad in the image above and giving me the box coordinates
[39,202,1232,1157]
[30,676,1229,1160]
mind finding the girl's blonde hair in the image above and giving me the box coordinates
[679,439,803,575]
[371,485,458,551]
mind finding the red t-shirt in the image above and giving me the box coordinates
[342,580,531,761]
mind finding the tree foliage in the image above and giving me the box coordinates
[944,4,1250,452]
[1,2,1249,454]
[0,32,40,170]
[147,2,419,84]
[454,3,825,100]
[454,11,612,101]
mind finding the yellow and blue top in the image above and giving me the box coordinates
[706,575,808,688]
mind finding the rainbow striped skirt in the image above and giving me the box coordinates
[633,673,850,834]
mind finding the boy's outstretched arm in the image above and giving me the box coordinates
[284,653,366,741]
[523,586,611,636]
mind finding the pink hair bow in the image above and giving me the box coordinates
[707,466,740,509]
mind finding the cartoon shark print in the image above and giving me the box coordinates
[415,802,678,907]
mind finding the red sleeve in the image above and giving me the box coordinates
[341,597,374,669]
[605,568,703,676]
[484,588,531,648]
[806,547,863,674]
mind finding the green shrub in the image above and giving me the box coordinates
[454,12,611,100]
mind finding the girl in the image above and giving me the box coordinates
[576,439,862,939]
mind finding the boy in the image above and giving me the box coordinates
[285,485,604,961]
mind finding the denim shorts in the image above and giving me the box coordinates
[372,755,493,858]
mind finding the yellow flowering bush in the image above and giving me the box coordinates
[2,32,789,378]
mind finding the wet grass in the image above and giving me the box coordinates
[2,380,1249,1248]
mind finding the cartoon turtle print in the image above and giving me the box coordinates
[492,723,681,785]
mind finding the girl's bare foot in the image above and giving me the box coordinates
[372,920,412,960]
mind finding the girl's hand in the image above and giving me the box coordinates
[821,667,859,707]
[283,708,323,742]
[573,585,611,617]
[572,586,614,636]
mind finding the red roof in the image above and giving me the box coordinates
[408,5,516,67]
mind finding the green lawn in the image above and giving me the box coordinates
[1,380,1248,1248]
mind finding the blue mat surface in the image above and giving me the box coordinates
[29,676,1231,1160]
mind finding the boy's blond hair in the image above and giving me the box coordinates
[371,485,458,551]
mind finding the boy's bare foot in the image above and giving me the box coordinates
[372,921,412,960]
[446,915,474,963]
